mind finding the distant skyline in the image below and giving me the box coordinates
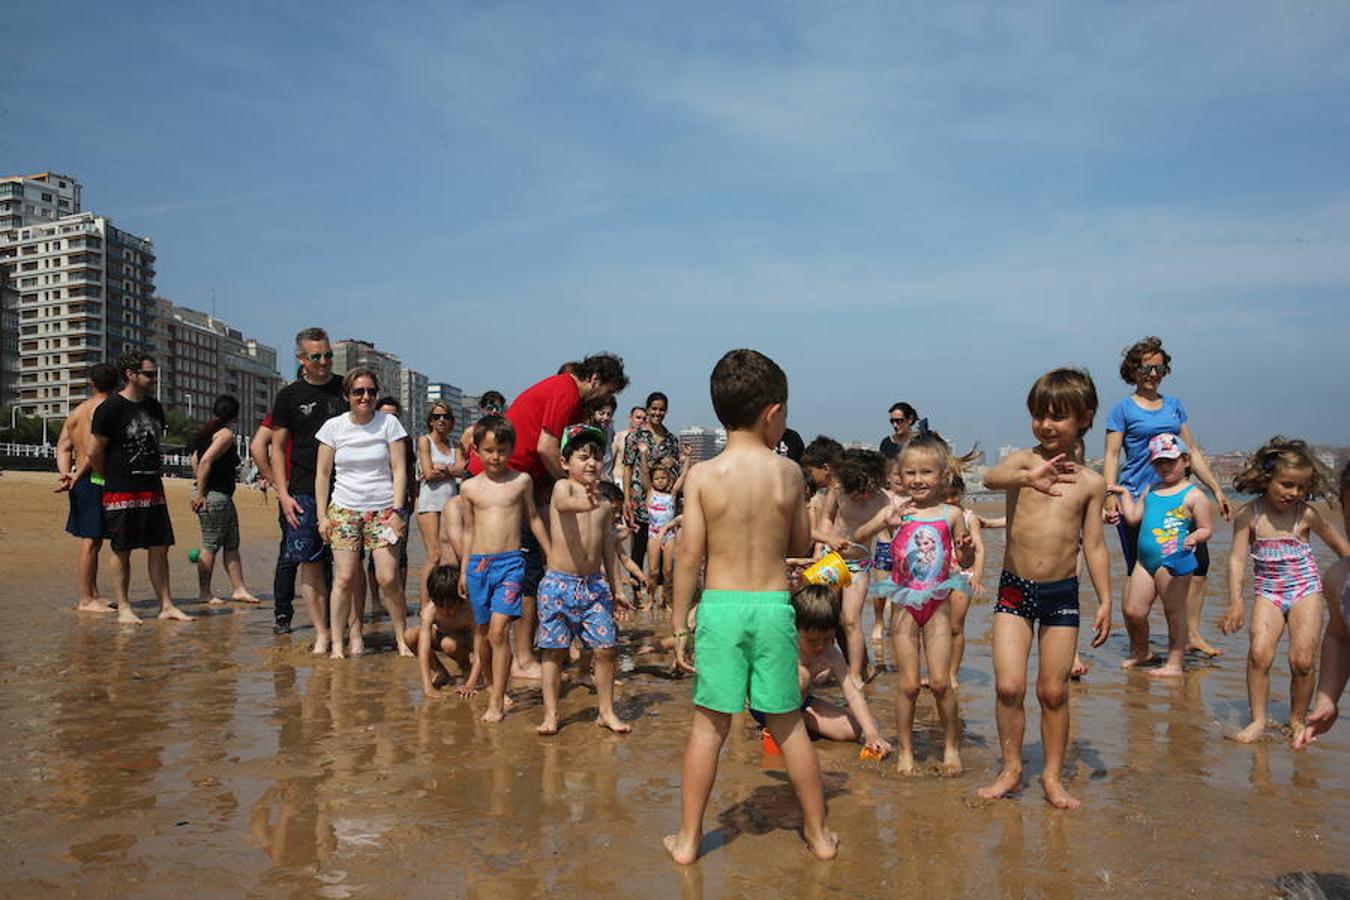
[5,1,1348,451]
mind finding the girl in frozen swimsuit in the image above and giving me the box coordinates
[856,435,974,774]
[1222,438,1349,744]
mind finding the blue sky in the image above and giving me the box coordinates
[6,1,1349,451]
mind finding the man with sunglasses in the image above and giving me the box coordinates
[268,328,347,643]
[89,353,192,623]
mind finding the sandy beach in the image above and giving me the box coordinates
[0,469,1346,897]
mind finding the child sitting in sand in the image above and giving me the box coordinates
[749,585,892,758]
[535,425,631,736]
[407,565,474,698]
[1109,433,1213,678]
[1221,438,1349,743]
[978,369,1112,809]
[666,349,836,864]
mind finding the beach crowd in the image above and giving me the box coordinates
[51,329,1350,863]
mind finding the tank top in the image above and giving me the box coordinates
[193,426,239,497]
[416,435,459,512]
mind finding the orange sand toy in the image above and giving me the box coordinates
[761,729,783,755]
[859,746,886,762]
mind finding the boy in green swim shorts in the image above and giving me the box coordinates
[664,349,837,865]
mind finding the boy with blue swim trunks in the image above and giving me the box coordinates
[535,424,632,736]
[665,349,837,865]
[458,415,551,723]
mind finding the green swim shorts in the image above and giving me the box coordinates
[692,590,799,715]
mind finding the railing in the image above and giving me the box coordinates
[1,442,193,469]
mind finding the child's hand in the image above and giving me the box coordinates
[673,634,697,675]
[1293,697,1338,749]
[885,495,917,525]
[1183,533,1199,550]
[863,734,893,757]
[1090,601,1111,647]
[458,573,469,600]
[1026,454,1077,496]
[1220,604,1245,635]
[423,685,442,700]
[455,681,479,698]
[1103,487,1123,524]
[954,530,974,556]
[969,574,984,597]
[191,494,206,513]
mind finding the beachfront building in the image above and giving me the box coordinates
[0,263,17,408]
[678,425,723,461]
[399,367,428,437]
[1,210,156,417]
[0,172,82,230]
[333,338,403,409]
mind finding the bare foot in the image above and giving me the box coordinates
[158,605,193,621]
[206,596,226,606]
[537,715,559,736]
[1231,720,1267,743]
[895,750,917,775]
[348,634,365,657]
[664,831,700,865]
[1041,776,1081,809]
[117,606,142,625]
[597,711,632,734]
[232,589,263,604]
[511,661,543,681]
[977,767,1022,800]
[503,694,515,709]
[802,825,840,861]
[76,599,113,613]
[1120,653,1160,670]
[1070,656,1090,679]
[1187,638,1223,657]
[481,707,505,723]
[941,746,963,776]
[312,634,331,656]
[1147,663,1185,679]
[396,642,414,659]
[330,645,346,660]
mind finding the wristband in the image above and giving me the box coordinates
[673,629,690,638]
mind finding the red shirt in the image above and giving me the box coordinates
[260,411,293,479]
[467,374,582,488]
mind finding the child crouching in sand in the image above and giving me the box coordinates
[536,425,631,736]
[666,349,836,864]
[408,565,475,697]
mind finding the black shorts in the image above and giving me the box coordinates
[103,489,175,552]
[995,571,1079,628]
[1117,519,1209,577]
[66,475,104,539]
[520,524,546,597]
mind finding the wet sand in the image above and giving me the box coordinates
[1,470,1347,897]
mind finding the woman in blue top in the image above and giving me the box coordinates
[1103,336,1232,657]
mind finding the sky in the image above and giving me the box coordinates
[5,1,1349,452]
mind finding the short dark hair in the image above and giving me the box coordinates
[645,391,668,409]
[89,362,117,393]
[629,405,646,416]
[889,402,918,420]
[294,327,329,349]
[800,435,843,469]
[1119,336,1171,384]
[710,349,787,430]
[426,565,463,607]
[792,584,840,631]
[374,396,400,412]
[480,390,506,410]
[593,393,617,412]
[474,414,515,448]
[599,481,624,504]
[1026,368,1098,435]
[116,352,154,384]
[571,353,629,392]
[835,448,886,495]
[561,428,605,460]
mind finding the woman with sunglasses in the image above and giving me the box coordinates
[880,402,921,459]
[415,402,464,601]
[1104,336,1232,659]
[315,368,412,659]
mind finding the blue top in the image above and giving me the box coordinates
[1106,394,1189,498]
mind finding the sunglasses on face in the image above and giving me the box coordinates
[430,413,452,421]
[890,417,908,426]
[306,351,335,362]
[349,387,377,397]
[1137,364,1167,376]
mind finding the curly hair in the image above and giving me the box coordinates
[1119,336,1172,384]
[1232,436,1337,502]
[834,448,887,495]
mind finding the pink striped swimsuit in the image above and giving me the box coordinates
[1250,501,1322,614]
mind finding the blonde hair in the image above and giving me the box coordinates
[898,433,959,490]
[1233,436,1336,502]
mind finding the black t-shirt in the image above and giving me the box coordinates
[91,393,166,493]
[189,426,240,497]
[270,377,345,496]
[776,427,804,463]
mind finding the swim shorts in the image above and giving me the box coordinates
[103,489,175,552]
[994,570,1080,628]
[535,570,617,650]
[466,550,526,625]
[520,525,546,596]
[197,491,240,552]
[327,503,401,552]
[692,590,799,715]
[65,474,104,539]
[750,694,815,727]
[280,494,329,564]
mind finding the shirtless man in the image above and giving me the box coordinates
[977,368,1111,810]
[55,363,118,612]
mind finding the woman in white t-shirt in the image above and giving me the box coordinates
[315,368,412,659]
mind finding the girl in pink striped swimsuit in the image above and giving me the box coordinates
[1222,438,1350,744]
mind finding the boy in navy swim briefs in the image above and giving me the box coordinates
[458,415,551,723]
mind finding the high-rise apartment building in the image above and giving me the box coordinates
[332,339,403,410]
[0,172,82,229]
[678,425,724,461]
[399,368,428,437]
[1,262,17,408]
[1,210,156,417]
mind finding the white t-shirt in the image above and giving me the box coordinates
[315,411,408,511]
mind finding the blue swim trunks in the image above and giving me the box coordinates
[466,550,526,625]
[280,494,329,564]
[535,570,617,650]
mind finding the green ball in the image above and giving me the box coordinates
[187,548,201,563]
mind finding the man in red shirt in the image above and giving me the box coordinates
[468,353,628,677]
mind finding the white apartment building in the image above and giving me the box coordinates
[678,425,725,461]
[1,211,155,417]
[0,172,82,230]
[333,338,403,409]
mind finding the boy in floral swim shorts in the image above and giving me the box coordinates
[535,424,631,736]
[664,349,837,865]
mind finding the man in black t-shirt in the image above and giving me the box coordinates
[90,353,192,624]
[269,326,345,648]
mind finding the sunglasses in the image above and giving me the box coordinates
[306,350,335,362]
[430,413,452,421]
[349,387,377,397]
[890,417,908,426]
[1137,364,1167,376]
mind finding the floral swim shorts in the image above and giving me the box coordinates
[535,570,617,650]
[326,503,403,552]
